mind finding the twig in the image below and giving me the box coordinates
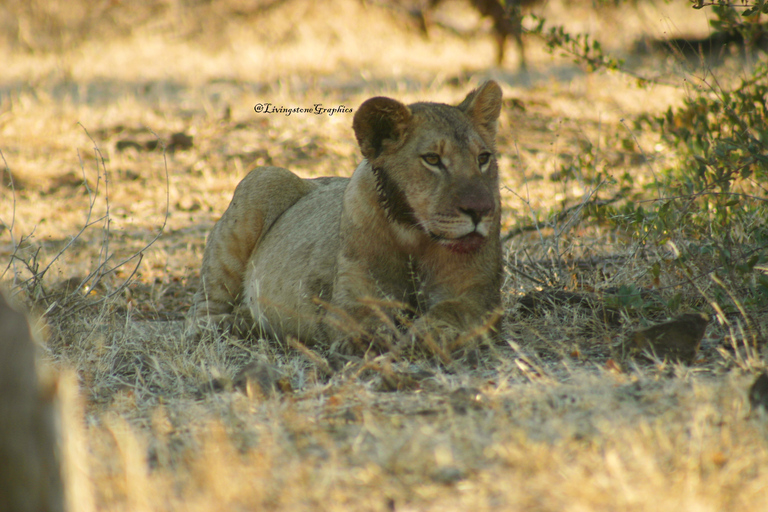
[505,264,548,286]
[59,126,171,316]
[656,242,768,293]
[6,126,170,322]
[501,191,623,243]
[691,1,760,9]
[637,190,768,205]
[528,15,683,88]
[16,138,106,301]
[0,148,19,283]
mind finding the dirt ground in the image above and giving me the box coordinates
[2,0,768,510]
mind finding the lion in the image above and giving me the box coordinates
[187,80,504,355]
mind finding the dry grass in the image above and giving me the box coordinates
[2,0,768,510]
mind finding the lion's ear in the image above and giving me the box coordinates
[353,97,412,160]
[458,80,502,139]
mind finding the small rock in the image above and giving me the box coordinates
[627,313,710,364]
[233,361,290,399]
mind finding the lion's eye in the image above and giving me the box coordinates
[478,153,492,166]
[422,154,441,167]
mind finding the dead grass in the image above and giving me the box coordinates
[2,0,768,510]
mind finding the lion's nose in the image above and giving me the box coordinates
[456,182,494,226]
[458,199,493,226]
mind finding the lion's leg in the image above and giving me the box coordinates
[187,166,316,336]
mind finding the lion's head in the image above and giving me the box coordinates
[352,81,502,254]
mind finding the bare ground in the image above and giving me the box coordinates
[2,0,768,510]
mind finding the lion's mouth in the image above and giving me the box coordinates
[437,231,487,254]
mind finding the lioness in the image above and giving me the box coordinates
[187,81,503,354]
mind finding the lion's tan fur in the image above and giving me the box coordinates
[188,81,504,353]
